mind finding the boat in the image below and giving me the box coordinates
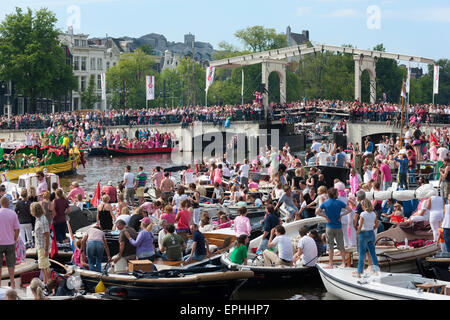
[1,146,81,181]
[87,147,108,157]
[318,224,440,273]
[316,263,450,300]
[304,165,350,188]
[1,259,38,280]
[416,252,450,281]
[67,263,253,300]
[106,147,174,156]
[220,217,327,287]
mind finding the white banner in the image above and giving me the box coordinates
[405,66,411,94]
[101,73,106,101]
[433,65,439,95]
[146,75,155,100]
[205,66,215,92]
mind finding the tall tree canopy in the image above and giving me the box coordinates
[0,7,76,112]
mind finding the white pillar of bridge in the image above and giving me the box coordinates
[354,55,377,104]
[261,60,287,118]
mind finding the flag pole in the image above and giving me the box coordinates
[400,80,405,149]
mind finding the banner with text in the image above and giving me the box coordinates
[146,75,155,100]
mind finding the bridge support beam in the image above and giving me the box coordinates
[261,60,287,118]
[354,55,377,104]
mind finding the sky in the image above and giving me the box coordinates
[1,0,449,66]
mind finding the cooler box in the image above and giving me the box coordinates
[128,260,153,273]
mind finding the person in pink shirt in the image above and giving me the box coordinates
[379,159,393,191]
[152,166,164,198]
[67,182,86,202]
[160,205,176,225]
[234,207,252,237]
[0,196,20,289]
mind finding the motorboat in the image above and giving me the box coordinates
[316,263,450,300]
[220,217,327,287]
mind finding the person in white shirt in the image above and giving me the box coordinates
[437,146,449,162]
[123,165,135,206]
[293,227,318,267]
[240,159,250,188]
[263,225,293,267]
[363,165,372,184]
[311,140,321,153]
[316,147,330,166]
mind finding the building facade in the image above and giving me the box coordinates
[59,27,122,111]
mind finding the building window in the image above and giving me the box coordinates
[73,56,79,70]
[81,57,87,71]
[90,58,96,70]
[74,39,80,46]
[97,58,103,70]
[80,76,86,91]
[106,62,110,70]
[97,74,102,90]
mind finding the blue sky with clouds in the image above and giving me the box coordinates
[1,0,449,64]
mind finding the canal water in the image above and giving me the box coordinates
[59,152,336,300]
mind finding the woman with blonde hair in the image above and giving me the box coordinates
[353,199,380,278]
[97,194,115,230]
[30,202,51,284]
[29,278,48,300]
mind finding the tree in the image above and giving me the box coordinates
[80,74,100,109]
[106,48,156,109]
[0,7,76,113]
[234,26,287,52]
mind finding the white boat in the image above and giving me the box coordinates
[316,263,450,300]
[220,217,327,286]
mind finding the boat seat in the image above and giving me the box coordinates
[416,282,447,295]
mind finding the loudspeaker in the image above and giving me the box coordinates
[334,132,347,148]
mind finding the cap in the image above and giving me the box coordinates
[140,217,151,225]
[335,182,345,191]
[108,181,113,186]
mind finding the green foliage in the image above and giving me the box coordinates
[106,48,156,109]
[234,26,287,52]
[0,7,76,112]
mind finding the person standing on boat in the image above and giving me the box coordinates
[110,219,137,273]
[263,225,293,267]
[151,166,164,199]
[443,194,450,252]
[292,227,318,267]
[160,172,175,203]
[394,152,409,190]
[67,182,86,203]
[316,188,352,269]
[426,195,444,243]
[234,207,252,237]
[439,158,450,203]
[52,189,69,243]
[0,196,20,289]
[15,189,34,248]
[97,195,115,231]
[36,171,47,202]
[30,202,51,284]
[256,205,280,253]
[353,199,380,278]
[135,166,148,206]
[123,165,135,207]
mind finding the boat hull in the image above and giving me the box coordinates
[78,267,252,300]
[106,147,174,156]
[4,157,79,181]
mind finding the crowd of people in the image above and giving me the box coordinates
[0,98,449,131]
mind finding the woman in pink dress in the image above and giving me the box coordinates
[214,164,223,185]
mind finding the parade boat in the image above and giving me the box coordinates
[316,263,450,300]
[0,145,82,181]
[416,253,450,282]
[220,217,327,287]
[70,263,253,300]
[106,146,174,156]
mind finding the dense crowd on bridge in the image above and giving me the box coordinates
[0,99,449,131]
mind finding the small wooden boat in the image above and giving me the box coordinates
[220,217,327,287]
[1,259,38,280]
[106,147,174,156]
[88,147,108,156]
[316,263,450,300]
[71,264,253,300]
